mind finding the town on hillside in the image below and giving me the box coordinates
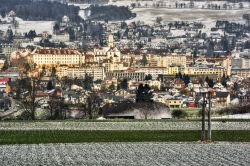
[0,0,250,120]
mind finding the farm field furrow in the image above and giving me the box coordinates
[0,143,249,166]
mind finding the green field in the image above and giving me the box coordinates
[0,130,249,144]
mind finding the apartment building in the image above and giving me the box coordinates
[66,67,105,80]
[136,67,168,80]
[102,62,124,72]
[106,71,145,81]
[150,54,187,67]
[184,66,224,77]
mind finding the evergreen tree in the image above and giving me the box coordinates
[0,10,6,18]
[208,79,214,88]
[6,28,13,43]
[120,78,128,90]
[207,40,215,57]
[183,74,190,86]
[221,36,229,51]
[109,82,116,91]
[205,76,210,83]
[175,73,179,79]
[141,54,148,66]
[53,22,60,33]
[1,60,9,71]
[84,74,93,91]
[47,80,54,90]
[27,30,37,39]
[178,72,183,79]
[51,67,56,77]
[136,84,153,102]
[233,82,239,92]
[24,63,31,73]
[145,74,152,81]
[221,73,227,87]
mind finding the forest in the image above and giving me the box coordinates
[67,0,109,4]
[88,5,136,21]
[0,0,83,22]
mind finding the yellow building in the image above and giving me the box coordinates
[168,66,179,75]
[165,99,183,108]
[157,54,187,67]
[167,66,224,77]
[32,48,85,68]
[184,67,224,77]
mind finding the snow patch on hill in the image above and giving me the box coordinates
[0,16,54,34]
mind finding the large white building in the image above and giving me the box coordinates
[67,67,105,80]
[136,67,168,80]
[94,47,121,63]
[32,48,85,67]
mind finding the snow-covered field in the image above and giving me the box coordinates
[0,17,54,35]
[0,121,249,130]
[129,8,250,24]
[108,0,250,9]
[0,143,249,166]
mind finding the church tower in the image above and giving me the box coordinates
[108,34,114,48]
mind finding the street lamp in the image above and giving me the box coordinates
[207,88,214,142]
[199,86,214,142]
[199,87,207,142]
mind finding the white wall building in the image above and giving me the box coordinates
[32,48,84,67]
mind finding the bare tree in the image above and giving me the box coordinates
[16,77,43,120]
[86,92,102,119]
[156,17,163,24]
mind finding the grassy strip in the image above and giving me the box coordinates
[1,119,250,122]
[0,130,249,144]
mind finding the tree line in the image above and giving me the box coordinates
[0,0,83,22]
[88,5,136,21]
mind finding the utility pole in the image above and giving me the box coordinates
[207,91,212,142]
[201,92,206,142]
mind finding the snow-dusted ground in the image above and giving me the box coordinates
[0,143,249,166]
[128,8,250,24]
[108,0,250,9]
[214,113,250,120]
[0,121,249,130]
[0,17,54,35]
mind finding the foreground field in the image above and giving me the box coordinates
[0,130,249,144]
[0,121,249,130]
[0,143,249,166]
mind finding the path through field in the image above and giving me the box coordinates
[0,143,249,165]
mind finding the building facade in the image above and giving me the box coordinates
[58,67,105,80]
[32,48,85,68]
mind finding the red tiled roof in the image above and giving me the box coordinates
[35,48,79,55]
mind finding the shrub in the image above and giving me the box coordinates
[171,109,187,119]
[16,110,32,120]
[218,104,250,115]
